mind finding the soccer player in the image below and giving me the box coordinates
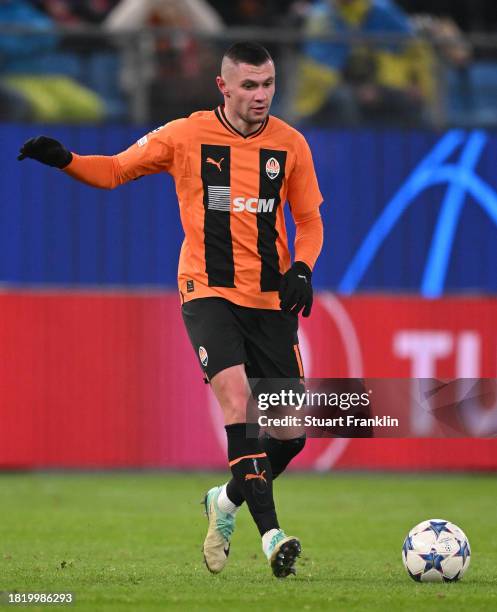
[18,42,323,578]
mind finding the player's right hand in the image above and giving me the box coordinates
[18,136,73,169]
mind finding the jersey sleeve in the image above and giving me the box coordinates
[63,119,185,189]
[115,119,184,180]
[286,133,323,221]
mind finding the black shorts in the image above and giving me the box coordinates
[181,297,304,381]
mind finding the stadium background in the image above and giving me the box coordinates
[1,0,497,472]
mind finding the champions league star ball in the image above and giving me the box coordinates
[402,519,471,582]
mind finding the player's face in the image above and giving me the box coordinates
[220,60,276,126]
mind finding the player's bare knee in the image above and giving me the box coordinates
[222,401,249,425]
[216,388,250,424]
[211,365,251,424]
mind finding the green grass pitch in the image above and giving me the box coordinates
[1,473,496,611]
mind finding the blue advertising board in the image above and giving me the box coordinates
[1,125,496,295]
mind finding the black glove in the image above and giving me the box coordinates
[279,261,313,317]
[18,136,72,169]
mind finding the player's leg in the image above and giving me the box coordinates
[210,364,301,578]
[223,433,306,505]
[182,298,244,573]
[182,298,297,576]
[217,307,305,574]
[223,308,307,509]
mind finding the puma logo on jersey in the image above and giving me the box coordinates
[206,157,224,171]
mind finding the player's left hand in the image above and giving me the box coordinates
[279,261,313,317]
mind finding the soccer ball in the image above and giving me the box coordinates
[402,519,471,582]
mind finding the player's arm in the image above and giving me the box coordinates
[279,135,324,317]
[293,209,323,273]
[17,127,176,189]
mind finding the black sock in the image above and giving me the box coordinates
[225,423,278,536]
[226,434,306,508]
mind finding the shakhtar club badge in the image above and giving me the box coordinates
[266,157,280,179]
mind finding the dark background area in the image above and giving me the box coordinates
[396,0,497,33]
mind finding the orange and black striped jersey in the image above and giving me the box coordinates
[65,106,323,309]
